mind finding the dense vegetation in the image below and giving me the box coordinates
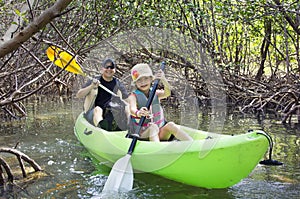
[0,0,299,123]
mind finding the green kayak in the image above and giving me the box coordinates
[74,112,269,189]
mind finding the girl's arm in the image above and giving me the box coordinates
[128,93,150,117]
[128,94,138,116]
[155,70,171,99]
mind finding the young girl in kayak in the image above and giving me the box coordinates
[128,63,193,142]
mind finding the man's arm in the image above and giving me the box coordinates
[76,79,98,98]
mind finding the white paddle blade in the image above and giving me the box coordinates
[102,154,134,192]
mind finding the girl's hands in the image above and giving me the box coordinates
[137,107,150,117]
[154,69,166,81]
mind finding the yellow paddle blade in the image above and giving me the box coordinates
[46,46,57,61]
[46,46,86,76]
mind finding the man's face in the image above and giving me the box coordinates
[102,62,116,78]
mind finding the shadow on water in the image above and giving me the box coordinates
[0,97,299,198]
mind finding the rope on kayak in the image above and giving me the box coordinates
[255,130,283,166]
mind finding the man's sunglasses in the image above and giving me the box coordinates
[104,65,115,69]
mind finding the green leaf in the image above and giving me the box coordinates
[14,9,21,16]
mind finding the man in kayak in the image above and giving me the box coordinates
[128,63,193,142]
[76,58,129,131]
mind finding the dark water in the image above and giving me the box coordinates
[0,96,299,198]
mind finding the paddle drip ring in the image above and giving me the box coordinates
[255,130,283,166]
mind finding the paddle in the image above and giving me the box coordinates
[102,61,166,192]
[46,46,122,98]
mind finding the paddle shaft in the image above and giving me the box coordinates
[128,62,166,155]
[86,75,120,98]
[85,75,128,106]
[47,46,122,99]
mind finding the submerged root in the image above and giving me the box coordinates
[0,147,44,193]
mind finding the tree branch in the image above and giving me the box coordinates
[272,0,300,35]
[0,0,74,58]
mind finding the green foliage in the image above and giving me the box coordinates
[1,0,299,77]
[14,8,29,24]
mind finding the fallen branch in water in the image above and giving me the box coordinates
[0,147,42,186]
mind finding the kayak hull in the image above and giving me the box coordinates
[74,112,268,188]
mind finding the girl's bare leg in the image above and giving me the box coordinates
[141,123,160,142]
[159,122,193,141]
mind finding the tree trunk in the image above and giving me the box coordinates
[255,19,271,80]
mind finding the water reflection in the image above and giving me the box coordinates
[0,97,299,198]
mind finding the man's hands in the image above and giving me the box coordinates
[92,78,100,88]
